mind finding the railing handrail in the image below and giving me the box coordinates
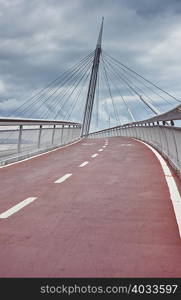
[89,124,181,135]
[0,117,82,127]
[89,103,181,135]
[123,104,181,126]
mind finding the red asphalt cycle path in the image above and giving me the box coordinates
[0,137,181,277]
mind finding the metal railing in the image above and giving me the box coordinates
[0,118,81,165]
[89,124,181,178]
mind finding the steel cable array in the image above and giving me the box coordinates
[3,48,180,131]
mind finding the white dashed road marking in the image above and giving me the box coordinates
[91,154,98,158]
[0,197,37,219]
[54,173,72,183]
[79,161,89,167]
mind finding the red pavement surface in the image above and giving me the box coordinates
[0,137,181,277]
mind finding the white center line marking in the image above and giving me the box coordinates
[103,146,106,148]
[79,161,89,167]
[0,197,37,219]
[98,149,103,152]
[133,138,181,238]
[91,153,98,158]
[54,173,72,183]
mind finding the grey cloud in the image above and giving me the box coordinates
[122,0,181,17]
[0,0,181,128]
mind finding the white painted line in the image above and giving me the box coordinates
[0,138,84,169]
[98,149,103,152]
[79,161,89,167]
[54,173,72,183]
[103,146,106,148]
[91,153,98,158]
[0,197,37,219]
[133,138,181,238]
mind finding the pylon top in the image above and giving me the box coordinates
[96,17,104,48]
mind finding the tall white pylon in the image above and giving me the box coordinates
[81,18,104,137]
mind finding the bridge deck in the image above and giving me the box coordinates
[0,137,181,277]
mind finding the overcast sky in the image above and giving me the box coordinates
[0,0,181,128]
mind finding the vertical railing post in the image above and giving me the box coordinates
[51,125,56,145]
[79,126,81,139]
[70,125,73,141]
[61,125,64,145]
[171,128,179,168]
[66,125,70,142]
[162,127,169,157]
[70,125,73,142]
[17,125,23,154]
[157,126,163,152]
[38,125,42,149]
[140,126,145,141]
[133,126,136,139]
[144,126,150,143]
[66,125,69,143]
